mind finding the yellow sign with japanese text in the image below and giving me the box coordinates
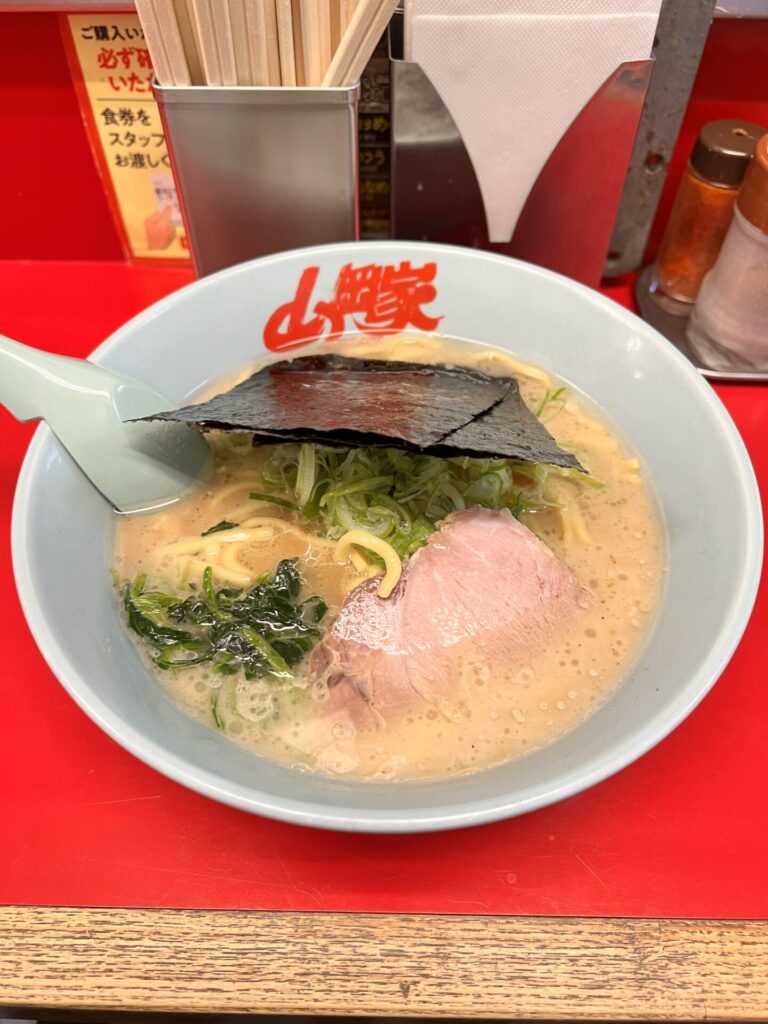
[63,13,189,262]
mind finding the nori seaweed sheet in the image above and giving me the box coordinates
[138,354,582,469]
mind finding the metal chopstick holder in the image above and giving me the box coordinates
[154,80,360,277]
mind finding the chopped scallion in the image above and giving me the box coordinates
[201,520,238,536]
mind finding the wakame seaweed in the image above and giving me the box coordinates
[137,354,583,470]
[123,559,327,680]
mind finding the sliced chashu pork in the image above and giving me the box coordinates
[313,507,592,727]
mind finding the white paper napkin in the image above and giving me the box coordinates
[405,0,663,243]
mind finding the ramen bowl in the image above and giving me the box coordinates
[11,242,762,832]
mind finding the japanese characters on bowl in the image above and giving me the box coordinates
[264,259,442,349]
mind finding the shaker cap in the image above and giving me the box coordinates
[691,120,766,186]
[737,133,768,233]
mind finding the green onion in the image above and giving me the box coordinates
[202,566,221,615]
[261,437,595,559]
[535,386,566,420]
[549,465,605,489]
[295,443,316,505]
[249,492,298,510]
[210,689,225,730]
[320,475,394,506]
[201,520,238,536]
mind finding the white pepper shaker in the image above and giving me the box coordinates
[687,132,768,370]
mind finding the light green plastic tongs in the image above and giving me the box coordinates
[1,334,213,513]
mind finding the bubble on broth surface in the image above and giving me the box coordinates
[235,680,274,723]
[316,747,360,775]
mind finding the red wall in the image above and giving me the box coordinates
[0,13,122,260]
[0,12,767,264]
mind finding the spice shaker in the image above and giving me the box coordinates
[643,120,766,317]
[687,132,768,370]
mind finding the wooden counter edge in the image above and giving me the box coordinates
[2,907,767,1021]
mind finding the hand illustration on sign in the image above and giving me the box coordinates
[144,206,176,250]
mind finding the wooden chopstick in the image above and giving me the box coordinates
[322,0,397,86]
[189,0,223,83]
[291,0,307,84]
[151,0,192,85]
[317,0,332,76]
[275,0,297,85]
[340,0,357,36]
[210,0,238,85]
[135,0,175,85]
[141,0,371,89]
[172,0,205,84]
[229,0,253,85]
[330,0,341,53]
[299,0,324,85]
[331,0,357,54]
[264,0,283,86]
[244,0,271,86]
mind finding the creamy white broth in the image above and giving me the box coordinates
[113,335,664,782]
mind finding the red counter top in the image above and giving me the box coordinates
[2,259,766,918]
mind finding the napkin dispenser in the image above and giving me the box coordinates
[389,11,654,287]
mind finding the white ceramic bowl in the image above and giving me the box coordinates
[12,242,762,832]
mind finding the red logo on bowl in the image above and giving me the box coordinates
[263,261,442,351]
